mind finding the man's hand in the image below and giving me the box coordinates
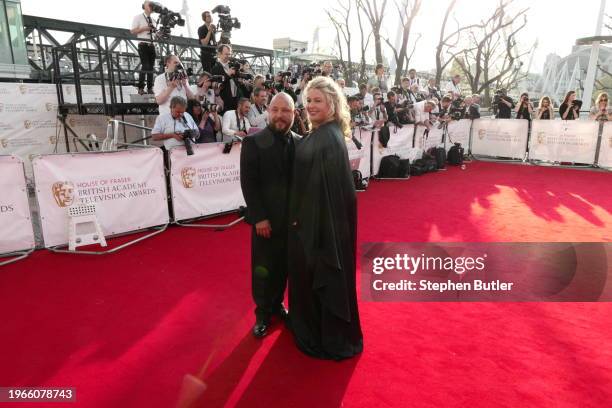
[502,98,512,107]
[173,133,184,141]
[235,131,247,137]
[255,220,272,238]
[169,79,179,89]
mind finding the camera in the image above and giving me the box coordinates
[181,128,198,156]
[167,63,191,82]
[201,100,219,113]
[148,2,185,40]
[448,97,466,121]
[208,74,225,84]
[212,5,241,44]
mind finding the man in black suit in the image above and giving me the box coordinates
[240,93,301,338]
[211,44,239,114]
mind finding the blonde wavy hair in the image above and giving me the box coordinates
[304,76,351,138]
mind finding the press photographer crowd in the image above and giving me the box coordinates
[132,1,611,158]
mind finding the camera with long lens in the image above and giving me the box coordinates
[212,5,241,44]
[167,64,191,82]
[182,128,198,156]
[208,74,225,84]
[448,97,466,121]
[201,100,219,113]
[149,2,185,40]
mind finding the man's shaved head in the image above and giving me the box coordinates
[269,92,295,134]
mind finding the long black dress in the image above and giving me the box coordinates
[287,121,363,360]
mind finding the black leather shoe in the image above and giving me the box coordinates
[252,320,269,338]
[275,305,289,320]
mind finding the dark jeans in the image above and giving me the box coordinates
[200,49,215,74]
[137,42,156,91]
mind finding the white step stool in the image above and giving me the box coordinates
[68,204,107,251]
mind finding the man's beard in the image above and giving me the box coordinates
[269,120,291,134]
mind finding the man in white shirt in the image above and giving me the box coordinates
[444,74,462,100]
[153,55,195,116]
[222,97,251,142]
[407,69,419,88]
[358,83,374,109]
[131,1,157,94]
[248,87,268,128]
[413,100,437,129]
[151,96,199,150]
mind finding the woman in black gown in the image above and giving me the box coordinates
[287,76,363,360]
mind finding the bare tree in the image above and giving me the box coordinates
[453,0,530,104]
[326,0,354,85]
[382,0,422,86]
[356,4,373,83]
[434,0,479,88]
[357,0,388,65]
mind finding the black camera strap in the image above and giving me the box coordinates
[235,110,246,132]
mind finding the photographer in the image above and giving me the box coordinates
[413,100,437,130]
[371,92,388,128]
[291,106,308,136]
[186,99,221,143]
[222,97,251,141]
[349,96,371,128]
[384,91,401,127]
[436,95,453,124]
[444,74,462,100]
[131,1,157,95]
[198,11,217,73]
[358,83,374,109]
[536,96,554,120]
[426,78,442,101]
[494,89,514,119]
[211,44,240,113]
[153,55,195,116]
[367,64,388,93]
[192,72,224,109]
[464,95,481,120]
[248,87,268,128]
[589,92,611,122]
[515,92,534,121]
[559,91,580,120]
[151,96,198,150]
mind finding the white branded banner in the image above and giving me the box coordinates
[33,148,169,248]
[414,125,443,152]
[471,118,529,159]
[372,125,420,175]
[0,155,35,254]
[599,122,612,168]
[169,143,245,221]
[530,120,600,164]
[347,128,373,178]
[446,119,473,152]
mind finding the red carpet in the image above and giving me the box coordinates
[1,161,611,407]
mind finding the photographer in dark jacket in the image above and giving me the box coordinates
[494,88,514,119]
[559,90,580,120]
[211,44,240,113]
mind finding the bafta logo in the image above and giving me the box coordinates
[537,132,546,145]
[24,120,32,129]
[18,85,27,95]
[68,118,77,127]
[181,167,196,189]
[49,135,58,145]
[45,103,56,112]
[52,182,76,208]
[0,138,8,149]
[478,129,486,140]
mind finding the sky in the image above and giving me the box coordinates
[20,0,609,74]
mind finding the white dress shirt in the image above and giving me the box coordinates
[222,110,251,141]
[247,104,268,128]
[132,13,155,42]
[153,73,189,116]
[413,101,431,124]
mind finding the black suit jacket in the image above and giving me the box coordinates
[240,127,301,234]
[211,61,238,113]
